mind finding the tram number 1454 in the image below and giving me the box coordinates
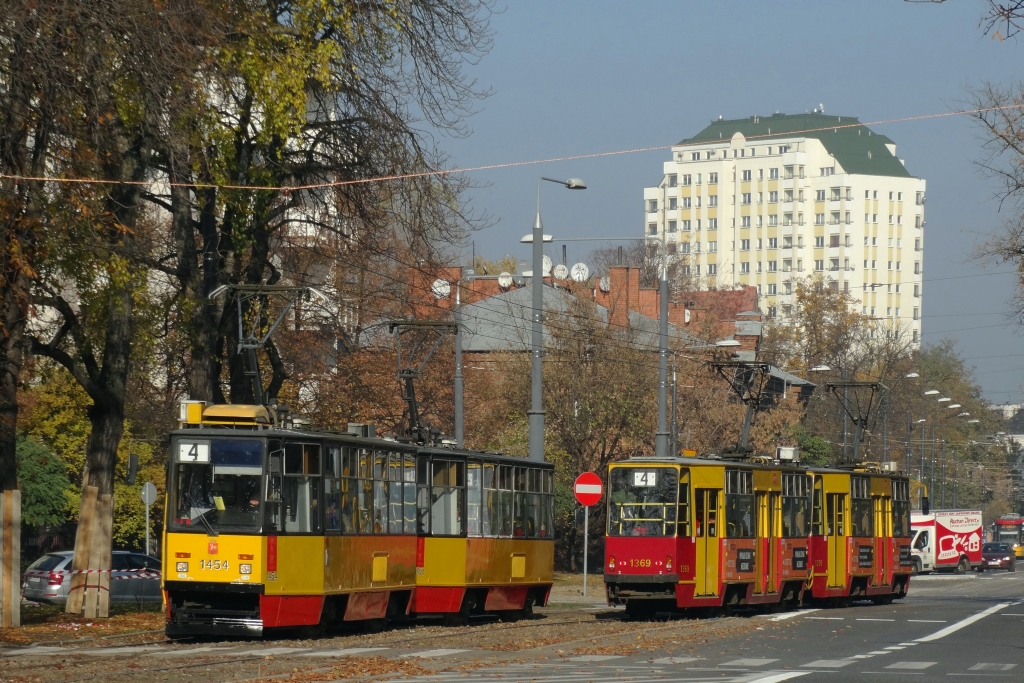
[199,559,230,570]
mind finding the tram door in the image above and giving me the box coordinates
[754,491,775,594]
[694,488,720,597]
[826,492,848,589]
[873,478,891,587]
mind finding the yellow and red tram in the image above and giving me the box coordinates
[162,403,554,637]
[604,456,913,615]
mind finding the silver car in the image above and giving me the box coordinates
[22,551,162,605]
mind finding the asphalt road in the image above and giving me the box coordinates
[3,571,1023,683]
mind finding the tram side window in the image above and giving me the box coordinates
[781,473,809,538]
[324,445,341,531]
[431,459,465,536]
[338,447,358,534]
[850,477,873,537]
[513,467,530,537]
[677,476,691,537]
[403,454,416,534]
[357,448,374,533]
[499,465,513,536]
[725,469,754,538]
[891,480,911,538]
[416,456,430,534]
[540,468,554,538]
[271,443,321,533]
[467,462,482,536]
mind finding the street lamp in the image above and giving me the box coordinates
[523,177,586,463]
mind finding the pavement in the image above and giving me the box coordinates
[3,570,1023,682]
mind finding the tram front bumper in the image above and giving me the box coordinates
[605,573,679,602]
[165,581,265,637]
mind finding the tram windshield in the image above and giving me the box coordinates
[170,438,264,532]
[608,467,678,537]
[997,523,1023,545]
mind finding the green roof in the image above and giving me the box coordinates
[682,113,913,178]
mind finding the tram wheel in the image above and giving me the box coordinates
[362,617,388,633]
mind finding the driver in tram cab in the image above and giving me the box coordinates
[242,478,261,512]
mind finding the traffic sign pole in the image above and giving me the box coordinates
[573,472,603,599]
[141,482,158,557]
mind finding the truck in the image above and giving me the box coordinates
[910,510,983,574]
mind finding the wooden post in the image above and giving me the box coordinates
[96,494,112,618]
[66,485,98,615]
[0,489,21,628]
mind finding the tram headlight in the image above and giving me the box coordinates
[665,555,673,571]
[176,562,188,572]
[607,555,616,570]
[239,564,252,575]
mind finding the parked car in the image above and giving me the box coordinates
[22,550,162,605]
[980,543,1016,572]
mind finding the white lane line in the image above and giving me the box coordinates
[802,660,854,668]
[567,655,622,662]
[769,608,820,621]
[899,642,919,646]
[885,646,907,650]
[868,651,893,655]
[969,663,1017,671]
[1000,613,1024,616]
[721,658,779,666]
[807,616,844,620]
[857,618,896,621]
[746,673,813,683]
[403,649,469,658]
[907,619,946,623]
[651,657,700,664]
[915,603,1011,642]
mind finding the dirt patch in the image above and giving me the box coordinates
[251,656,434,682]
[0,604,164,646]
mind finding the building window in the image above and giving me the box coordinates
[896,262,901,270]
[914,284,920,297]
[767,283,777,295]
[708,241,718,253]
[913,308,919,320]
[816,190,826,201]
[829,234,840,248]
[912,330,918,342]
[708,218,717,230]
[742,193,751,204]
[709,172,719,184]
[889,214,894,224]
[895,307,900,316]
[914,261,920,274]
[691,152,701,161]
[769,215,778,227]
[768,237,778,249]
[681,265,691,275]
[740,239,750,251]
[695,265,701,275]
[769,168,779,179]
[681,242,691,254]
[820,167,834,176]
[814,259,824,271]
[648,223,657,235]
[888,261,893,270]
[768,306,777,318]
[682,219,691,231]
[765,260,776,273]
[814,236,825,248]
[741,170,752,181]
[830,212,840,225]
[872,260,877,269]
[769,191,778,203]
[830,188,841,201]
[740,262,750,273]
[864,259,869,269]
[648,199,657,212]
[709,195,718,207]
[669,197,677,210]
[668,220,677,233]
[829,258,839,271]
[815,213,825,225]
[783,259,792,272]
[682,174,692,186]
[741,216,751,228]
[707,263,717,275]
[682,197,691,209]
[865,213,870,223]
[668,174,677,187]
[667,243,677,255]
[758,169,764,180]
[696,219,701,231]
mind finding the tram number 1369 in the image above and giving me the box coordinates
[628,559,653,568]
[200,559,230,570]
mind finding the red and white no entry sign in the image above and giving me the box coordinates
[574,472,603,507]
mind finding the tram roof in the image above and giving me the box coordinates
[169,425,552,467]
[614,455,906,476]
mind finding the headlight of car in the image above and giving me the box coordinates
[1004,556,1012,561]
[176,562,188,572]
[239,564,252,575]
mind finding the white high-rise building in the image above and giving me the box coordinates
[644,112,926,343]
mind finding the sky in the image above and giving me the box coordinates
[435,0,1024,403]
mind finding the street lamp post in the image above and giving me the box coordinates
[526,177,586,463]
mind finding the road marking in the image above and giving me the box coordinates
[235,647,310,656]
[907,619,946,623]
[915,603,1011,642]
[651,657,700,664]
[857,618,896,621]
[868,651,893,655]
[885,646,907,650]
[567,655,622,662]
[969,663,1017,671]
[802,660,854,668]
[886,661,937,669]
[300,648,388,657]
[898,643,918,646]
[3,646,70,656]
[721,658,779,666]
[746,673,812,683]
[150,646,236,657]
[403,649,468,658]
[769,608,820,621]
[1000,613,1024,616]
[850,655,876,659]
[807,616,844,620]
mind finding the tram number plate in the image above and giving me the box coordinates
[899,545,912,565]
[792,547,808,571]
[858,545,873,568]
[736,549,754,573]
[200,559,230,571]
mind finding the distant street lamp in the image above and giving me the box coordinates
[524,177,586,463]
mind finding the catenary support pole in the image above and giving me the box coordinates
[454,281,464,448]
[529,190,545,463]
[941,439,946,509]
[655,181,670,458]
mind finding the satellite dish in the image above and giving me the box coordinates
[498,271,513,289]
[570,263,589,282]
[599,276,610,293]
[432,279,451,299]
[553,264,569,280]
[513,275,526,287]
[684,309,691,324]
[542,255,552,276]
